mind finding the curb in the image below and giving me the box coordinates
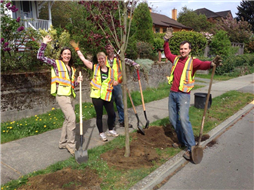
[130,101,254,190]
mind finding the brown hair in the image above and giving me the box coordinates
[59,47,74,67]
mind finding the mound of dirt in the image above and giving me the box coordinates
[100,126,176,170]
[18,167,102,190]
[18,125,178,190]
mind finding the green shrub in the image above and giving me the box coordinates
[168,31,207,56]
[209,30,231,58]
[136,41,156,60]
[215,53,254,75]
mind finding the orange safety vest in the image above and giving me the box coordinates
[106,56,122,83]
[51,60,76,98]
[168,55,195,93]
[90,64,114,101]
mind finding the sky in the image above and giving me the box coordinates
[146,0,242,18]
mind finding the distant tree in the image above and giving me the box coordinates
[39,2,73,29]
[236,0,254,32]
[132,2,154,44]
[210,15,252,43]
[177,6,213,32]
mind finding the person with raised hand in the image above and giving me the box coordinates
[70,40,119,142]
[37,35,83,156]
[163,27,222,160]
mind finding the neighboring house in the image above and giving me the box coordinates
[10,1,54,31]
[195,8,233,23]
[150,9,192,33]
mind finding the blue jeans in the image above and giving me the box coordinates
[112,84,124,123]
[168,91,196,151]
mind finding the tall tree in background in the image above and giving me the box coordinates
[132,2,154,44]
[236,0,254,32]
[79,1,137,157]
[178,6,213,32]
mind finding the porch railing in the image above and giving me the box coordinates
[22,18,51,31]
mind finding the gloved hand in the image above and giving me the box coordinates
[211,55,222,67]
[163,27,174,41]
[134,64,140,70]
[70,40,80,51]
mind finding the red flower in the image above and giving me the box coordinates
[16,17,20,22]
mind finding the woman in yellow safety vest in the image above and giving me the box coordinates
[37,35,83,156]
[70,40,119,142]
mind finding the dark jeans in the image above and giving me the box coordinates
[112,84,124,123]
[92,98,115,133]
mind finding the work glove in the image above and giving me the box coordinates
[134,63,140,70]
[70,40,80,51]
[211,55,222,67]
[163,27,174,41]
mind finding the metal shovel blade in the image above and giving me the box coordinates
[191,145,203,164]
[75,147,88,164]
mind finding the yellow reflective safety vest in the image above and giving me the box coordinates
[168,55,195,93]
[51,60,76,98]
[106,56,122,83]
[90,64,114,101]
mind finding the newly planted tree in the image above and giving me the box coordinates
[78,0,138,157]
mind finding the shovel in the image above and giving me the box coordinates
[75,71,88,164]
[191,65,216,164]
[136,69,149,129]
[127,89,145,135]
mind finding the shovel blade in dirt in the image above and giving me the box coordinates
[191,146,203,164]
[75,147,88,164]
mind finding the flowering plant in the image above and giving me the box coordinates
[1,0,25,54]
[200,32,213,43]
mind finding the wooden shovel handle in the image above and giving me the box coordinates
[79,71,83,135]
[198,65,216,145]
[137,70,146,111]
[127,89,137,114]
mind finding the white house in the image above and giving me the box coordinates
[10,1,54,31]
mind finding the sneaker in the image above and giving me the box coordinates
[100,133,108,142]
[108,130,119,137]
[66,145,75,156]
[120,122,133,128]
[183,150,191,160]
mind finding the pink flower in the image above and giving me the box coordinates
[4,48,11,52]
[16,17,20,22]
[1,38,4,43]
[4,42,8,47]
[17,26,24,32]
[6,2,11,7]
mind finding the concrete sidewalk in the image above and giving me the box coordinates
[1,74,254,186]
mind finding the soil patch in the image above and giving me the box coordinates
[18,167,102,190]
[18,125,178,190]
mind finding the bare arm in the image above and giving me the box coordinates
[76,50,93,70]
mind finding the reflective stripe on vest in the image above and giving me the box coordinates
[106,56,122,83]
[168,56,195,93]
[90,64,114,101]
[51,60,76,98]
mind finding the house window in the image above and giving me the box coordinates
[163,28,167,33]
[155,27,160,33]
[21,1,32,18]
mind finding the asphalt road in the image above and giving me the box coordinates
[159,108,254,190]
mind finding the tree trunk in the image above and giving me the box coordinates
[120,53,130,157]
